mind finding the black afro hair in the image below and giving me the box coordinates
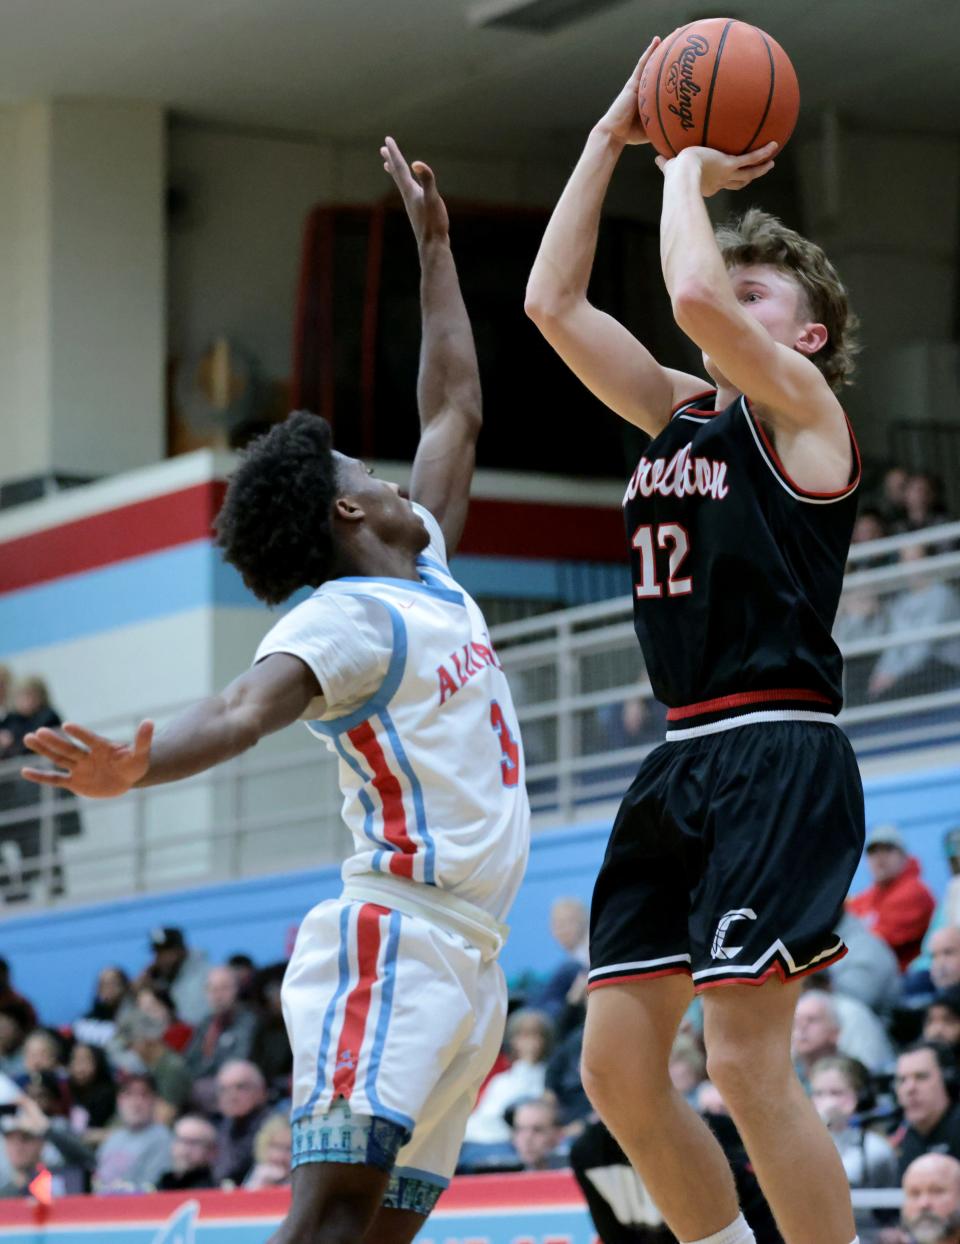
[213,411,340,606]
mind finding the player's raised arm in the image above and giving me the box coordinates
[381,137,480,558]
[524,39,705,437]
[21,653,319,797]
[657,144,852,487]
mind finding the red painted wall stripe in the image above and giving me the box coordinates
[331,903,387,1101]
[0,486,625,598]
[347,721,417,878]
[0,482,227,596]
[0,1169,588,1224]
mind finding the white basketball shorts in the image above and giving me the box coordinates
[282,896,507,1201]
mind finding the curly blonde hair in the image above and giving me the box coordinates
[714,208,859,392]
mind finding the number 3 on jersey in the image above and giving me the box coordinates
[490,700,521,787]
[632,523,693,598]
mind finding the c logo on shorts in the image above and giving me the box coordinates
[710,908,757,960]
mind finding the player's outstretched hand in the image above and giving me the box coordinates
[381,136,449,248]
[21,719,154,799]
[595,38,661,147]
[656,142,777,198]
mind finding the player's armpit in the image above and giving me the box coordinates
[525,295,704,437]
[230,653,322,739]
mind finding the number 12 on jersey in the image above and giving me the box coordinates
[631,523,693,598]
[490,700,521,787]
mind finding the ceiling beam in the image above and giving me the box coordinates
[465,0,632,33]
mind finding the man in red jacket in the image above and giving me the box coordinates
[848,825,936,971]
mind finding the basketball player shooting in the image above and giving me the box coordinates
[22,138,530,1244]
[526,37,864,1244]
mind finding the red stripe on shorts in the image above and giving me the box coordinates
[666,688,832,722]
[348,721,416,878]
[332,903,389,1101]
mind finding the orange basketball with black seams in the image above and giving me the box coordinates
[639,18,799,160]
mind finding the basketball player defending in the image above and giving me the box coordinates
[23,139,530,1244]
[526,38,864,1244]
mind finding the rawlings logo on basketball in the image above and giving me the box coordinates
[665,34,709,130]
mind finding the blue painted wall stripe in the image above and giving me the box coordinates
[0,541,260,653]
[0,546,629,655]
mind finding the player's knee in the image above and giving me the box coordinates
[580,1034,624,1113]
[705,1043,750,1103]
[580,1050,610,1112]
[581,1040,664,1122]
[706,1038,788,1106]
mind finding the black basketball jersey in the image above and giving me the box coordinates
[622,388,860,724]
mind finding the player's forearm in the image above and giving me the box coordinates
[660,154,732,311]
[134,697,260,788]
[525,127,623,314]
[416,236,482,437]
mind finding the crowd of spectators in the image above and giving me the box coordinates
[0,929,292,1200]
[835,468,960,707]
[5,846,960,1240]
[0,667,79,904]
[451,858,960,1242]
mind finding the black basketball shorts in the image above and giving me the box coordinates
[588,720,865,993]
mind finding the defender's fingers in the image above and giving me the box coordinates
[383,135,410,172]
[411,161,436,192]
[20,767,71,788]
[22,734,77,762]
[59,723,100,751]
[133,720,155,758]
[383,138,418,196]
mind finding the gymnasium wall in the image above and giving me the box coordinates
[166,121,960,464]
[0,447,627,893]
[0,108,16,450]
[0,100,166,486]
[166,121,623,386]
[0,449,626,714]
[1,106,957,488]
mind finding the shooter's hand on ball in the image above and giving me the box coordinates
[381,135,449,248]
[594,37,661,147]
[656,141,778,197]
[22,719,154,798]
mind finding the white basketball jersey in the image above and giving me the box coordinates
[255,505,530,923]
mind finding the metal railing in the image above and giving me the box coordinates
[0,740,344,911]
[4,524,960,912]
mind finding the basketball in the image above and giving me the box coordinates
[639,18,799,160]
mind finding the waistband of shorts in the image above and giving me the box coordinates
[341,873,509,962]
[664,688,838,740]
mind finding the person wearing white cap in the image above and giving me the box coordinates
[848,826,936,971]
